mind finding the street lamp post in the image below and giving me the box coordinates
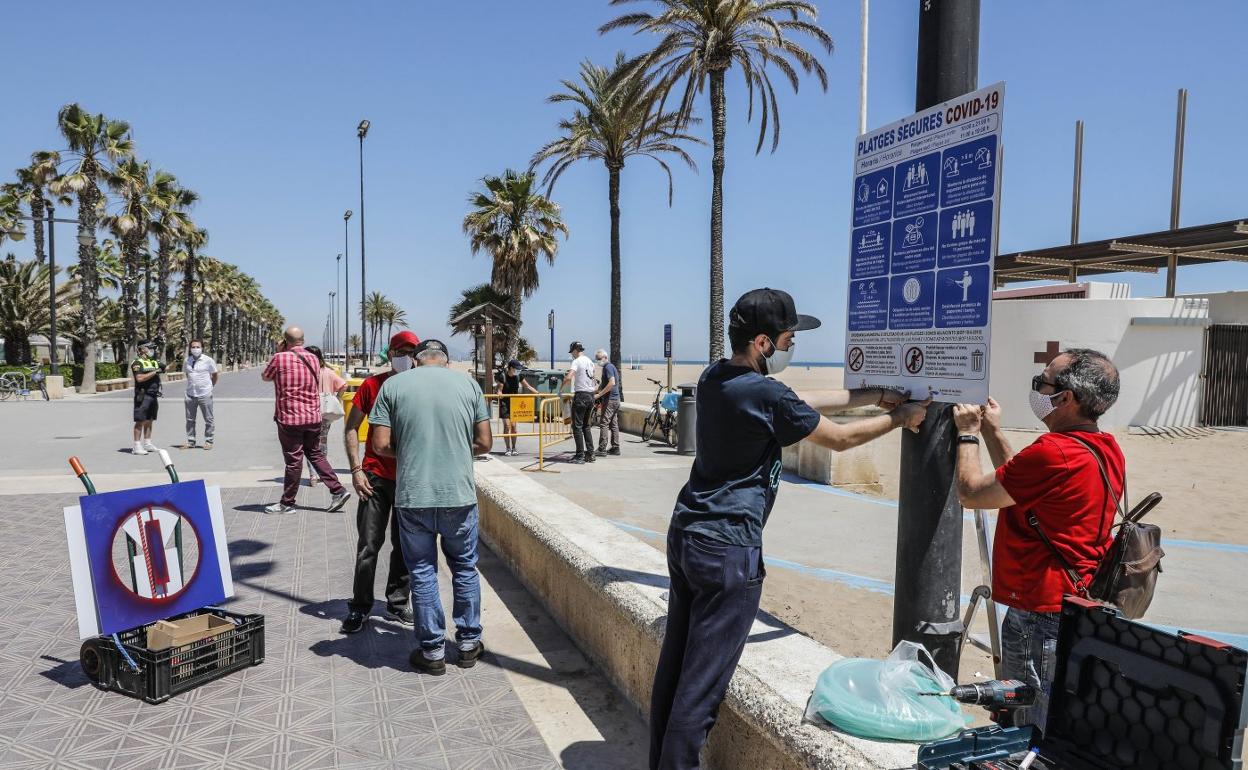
[548,309,555,369]
[357,119,370,363]
[343,210,352,369]
[335,252,342,360]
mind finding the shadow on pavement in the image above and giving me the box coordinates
[38,654,91,690]
[586,565,670,590]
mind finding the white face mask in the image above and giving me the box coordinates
[189,347,202,357]
[391,355,413,372]
[763,338,794,375]
[1029,389,1060,422]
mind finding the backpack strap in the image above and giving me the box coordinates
[293,351,321,389]
[1028,513,1092,598]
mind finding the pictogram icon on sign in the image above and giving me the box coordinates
[904,346,924,374]
[847,346,864,372]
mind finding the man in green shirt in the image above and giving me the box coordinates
[131,341,163,456]
[369,339,493,675]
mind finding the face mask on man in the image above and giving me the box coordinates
[761,336,794,375]
[391,354,413,373]
[1029,389,1062,422]
[190,347,202,358]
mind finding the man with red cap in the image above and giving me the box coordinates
[340,330,420,633]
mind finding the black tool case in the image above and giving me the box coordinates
[917,597,1247,769]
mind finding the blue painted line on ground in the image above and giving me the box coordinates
[779,473,1247,555]
[608,519,1248,650]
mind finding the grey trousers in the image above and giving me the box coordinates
[598,399,621,450]
[185,395,215,442]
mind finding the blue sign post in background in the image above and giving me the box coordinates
[844,82,1004,403]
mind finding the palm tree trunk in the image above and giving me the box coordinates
[30,197,47,264]
[507,287,522,361]
[76,177,101,394]
[708,68,728,363]
[155,241,171,357]
[181,250,194,345]
[120,232,141,361]
[607,163,623,370]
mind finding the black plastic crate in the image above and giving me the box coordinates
[79,609,264,704]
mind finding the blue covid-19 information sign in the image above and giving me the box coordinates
[844,82,1004,404]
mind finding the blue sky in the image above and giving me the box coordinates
[3,1,1246,361]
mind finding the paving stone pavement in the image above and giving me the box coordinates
[0,485,560,770]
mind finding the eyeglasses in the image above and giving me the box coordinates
[1031,374,1064,393]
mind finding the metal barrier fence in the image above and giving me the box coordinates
[484,392,572,472]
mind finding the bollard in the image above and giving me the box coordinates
[676,383,697,456]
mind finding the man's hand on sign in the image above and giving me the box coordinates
[875,387,910,410]
[952,403,983,434]
[981,397,1003,430]
[892,398,932,433]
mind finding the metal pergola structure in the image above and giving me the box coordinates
[994,218,1248,295]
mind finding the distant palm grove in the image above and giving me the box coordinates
[0,104,284,392]
[467,0,832,366]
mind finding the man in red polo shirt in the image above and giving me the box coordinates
[953,348,1124,733]
[339,330,420,633]
[261,326,352,514]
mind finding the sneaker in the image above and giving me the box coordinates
[385,606,415,626]
[264,502,297,514]
[607,447,621,456]
[184,440,196,449]
[571,456,585,465]
[584,454,596,463]
[457,641,485,669]
[327,490,352,512]
[203,441,213,451]
[142,439,158,452]
[133,442,148,456]
[340,610,367,634]
[595,448,607,457]
[409,650,446,676]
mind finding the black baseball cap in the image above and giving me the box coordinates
[414,339,447,356]
[507,359,523,370]
[568,341,584,354]
[728,288,821,339]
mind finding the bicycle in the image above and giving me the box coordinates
[641,377,678,446]
[0,364,48,401]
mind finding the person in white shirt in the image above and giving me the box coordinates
[183,339,219,449]
[562,341,598,464]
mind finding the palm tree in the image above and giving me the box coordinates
[347,333,363,359]
[531,52,701,369]
[55,103,134,392]
[179,226,208,342]
[1,152,63,263]
[363,291,393,360]
[382,303,407,348]
[462,170,568,359]
[0,254,74,364]
[105,156,158,360]
[147,173,197,357]
[601,1,833,360]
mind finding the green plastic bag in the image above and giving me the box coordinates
[804,641,970,742]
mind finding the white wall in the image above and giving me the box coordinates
[989,296,1209,429]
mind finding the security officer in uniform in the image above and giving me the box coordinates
[131,341,163,455]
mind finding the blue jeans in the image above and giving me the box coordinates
[1000,607,1060,733]
[649,527,764,770]
[395,504,483,659]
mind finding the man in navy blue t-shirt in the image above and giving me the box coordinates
[648,288,930,769]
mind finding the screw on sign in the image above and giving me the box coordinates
[905,346,924,374]
[847,346,865,372]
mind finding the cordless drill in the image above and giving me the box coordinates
[921,679,1038,722]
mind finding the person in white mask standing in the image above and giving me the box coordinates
[183,339,219,449]
[952,348,1124,733]
[339,330,420,633]
[648,288,928,768]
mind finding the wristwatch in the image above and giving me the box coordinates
[956,434,980,445]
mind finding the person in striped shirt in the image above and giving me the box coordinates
[261,326,352,514]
